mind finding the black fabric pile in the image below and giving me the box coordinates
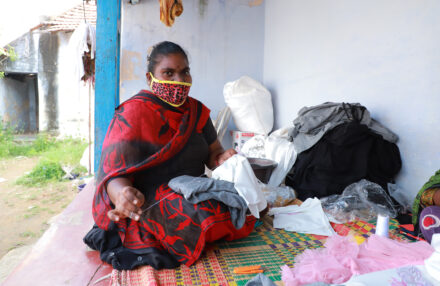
[285,103,402,201]
[84,223,179,270]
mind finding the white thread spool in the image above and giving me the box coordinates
[376,214,390,237]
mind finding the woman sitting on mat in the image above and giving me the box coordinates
[412,169,440,243]
[84,41,256,270]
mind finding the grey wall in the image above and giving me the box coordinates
[0,32,39,132]
[120,0,265,120]
[1,28,94,137]
[0,30,62,133]
[263,0,440,200]
[0,74,38,132]
[0,32,39,73]
[37,32,59,131]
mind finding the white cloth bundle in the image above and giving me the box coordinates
[269,198,336,236]
[212,154,267,218]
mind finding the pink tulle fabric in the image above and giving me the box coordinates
[281,234,434,286]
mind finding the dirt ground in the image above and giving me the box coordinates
[0,156,78,258]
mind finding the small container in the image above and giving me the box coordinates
[375,214,390,237]
[247,157,278,184]
[231,131,256,152]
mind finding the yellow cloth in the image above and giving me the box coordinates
[159,0,183,27]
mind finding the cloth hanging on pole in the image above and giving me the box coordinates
[159,0,184,27]
[68,22,96,83]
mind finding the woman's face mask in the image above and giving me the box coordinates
[149,72,191,107]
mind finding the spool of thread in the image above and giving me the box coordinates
[376,214,390,237]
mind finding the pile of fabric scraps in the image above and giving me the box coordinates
[285,102,401,201]
[281,234,434,286]
[159,0,184,27]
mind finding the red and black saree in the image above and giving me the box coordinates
[87,91,255,270]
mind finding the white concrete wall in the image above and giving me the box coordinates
[120,0,265,123]
[57,31,95,140]
[264,0,440,200]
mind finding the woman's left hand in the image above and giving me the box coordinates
[216,148,237,166]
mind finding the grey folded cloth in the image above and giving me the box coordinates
[244,273,277,286]
[168,175,248,229]
[289,102,398,154]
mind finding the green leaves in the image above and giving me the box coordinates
[0,45,17,61]
[0,45,18,79]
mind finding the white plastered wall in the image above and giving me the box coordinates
[263,0,440,201]
[57,32,95,140]
[119,0,265,122]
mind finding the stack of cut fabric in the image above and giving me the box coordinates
[285,102,401,201]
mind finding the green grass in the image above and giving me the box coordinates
[16,137,88,186]
[39,137,87,166]
[16,161,66,186]
[0,126,57,158]
[1,119,88,186]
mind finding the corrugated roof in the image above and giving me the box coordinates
[42,1,96,32]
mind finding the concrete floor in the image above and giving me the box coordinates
[0,245,32,284]
[1,181,113,286]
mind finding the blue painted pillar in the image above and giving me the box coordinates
[94,0,121,173]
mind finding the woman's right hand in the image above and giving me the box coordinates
[106,178,145,222]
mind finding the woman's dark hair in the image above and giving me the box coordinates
[147,41,188,74]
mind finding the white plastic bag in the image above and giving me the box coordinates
[241,129,297,187]
[241,135,266,158]
[212,154,267,218]
[261,184,296,208]
[265,136,297,187]
[223,76,273,135]
[321,179,398,223]
[388,183,412,213]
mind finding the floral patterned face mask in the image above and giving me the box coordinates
[149,72,192,107]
